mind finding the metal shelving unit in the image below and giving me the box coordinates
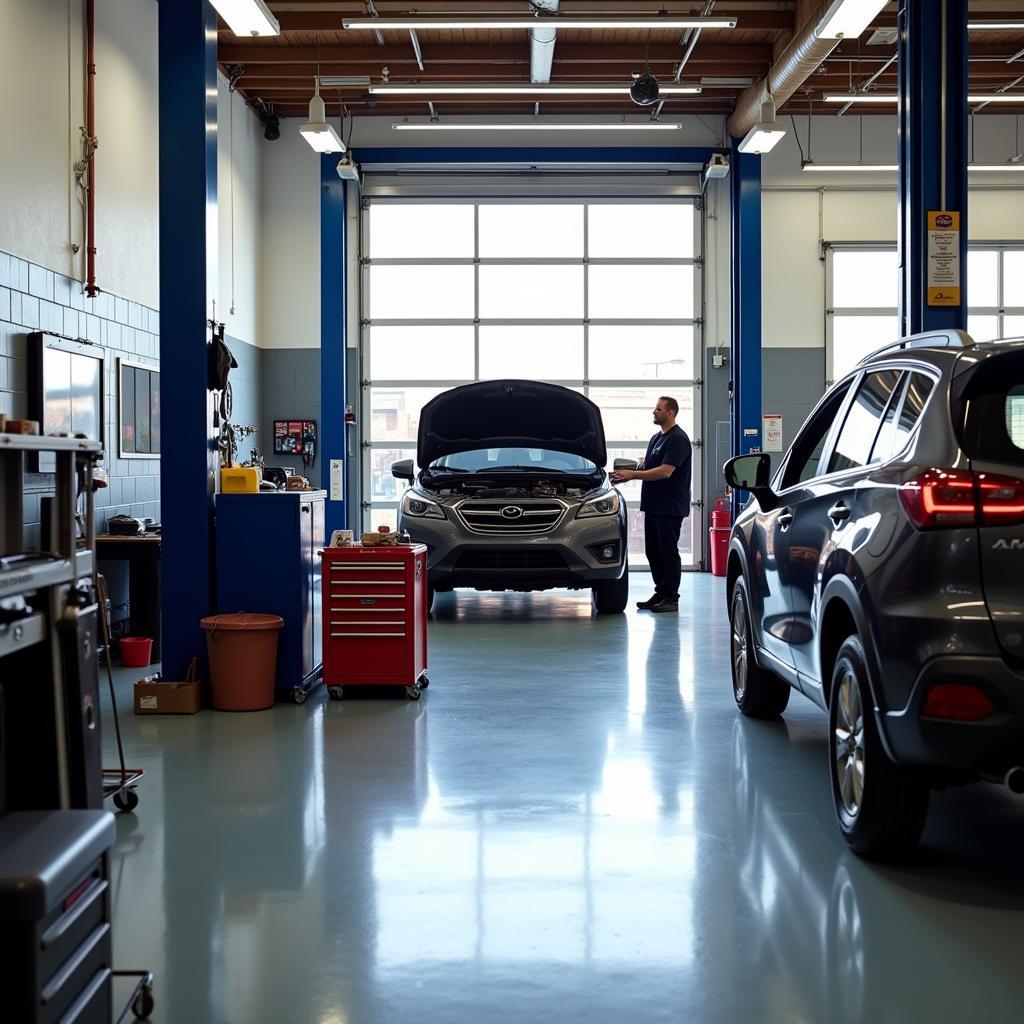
[0,433,154,1022]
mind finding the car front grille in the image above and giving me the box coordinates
[455,499,566,536]
[455,549,568,572]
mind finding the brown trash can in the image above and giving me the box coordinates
[200,613,284,711]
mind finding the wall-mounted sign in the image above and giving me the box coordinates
[763,414,783,453]
[927,210,961,306]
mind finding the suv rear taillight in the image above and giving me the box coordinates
[898,470,1024,529]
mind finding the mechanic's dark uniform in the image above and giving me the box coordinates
[640,425,693,603]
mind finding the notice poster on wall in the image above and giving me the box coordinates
[763,414,784,453]
[927,210,961,306]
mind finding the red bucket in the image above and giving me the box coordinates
[120,636,154,668]
[711,498,732,529]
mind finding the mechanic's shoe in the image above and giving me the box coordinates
[650,599,679,613]
[636,594,661,609]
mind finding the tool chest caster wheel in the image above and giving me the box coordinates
[405,685,422,701]
[113,787,139,813]
[419,676,430,689]
[293,687,307,705]
[328,686,345,701]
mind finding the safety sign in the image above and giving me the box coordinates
[927,210,960,306]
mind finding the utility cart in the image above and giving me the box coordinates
[322,544,429,700]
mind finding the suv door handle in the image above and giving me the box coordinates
[827,501,851,524]
[778,509,794,530]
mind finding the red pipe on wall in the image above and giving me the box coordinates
[85,0,99,297]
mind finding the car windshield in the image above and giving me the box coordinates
[429,447,598,474]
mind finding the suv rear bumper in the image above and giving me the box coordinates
[881,655,1024,774]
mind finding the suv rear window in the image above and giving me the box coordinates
[960,351,1024,466]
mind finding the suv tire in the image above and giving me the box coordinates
[829,636,929,859]
[592,572,629,614]
[426,584,435,613]
[730,576,790,718]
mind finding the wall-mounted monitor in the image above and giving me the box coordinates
[118,359,160,459]
[28,333,105,469]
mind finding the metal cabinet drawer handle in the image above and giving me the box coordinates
[331,626,403,634]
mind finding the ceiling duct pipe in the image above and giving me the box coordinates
[726,0,843,139]
[530,0,559,84]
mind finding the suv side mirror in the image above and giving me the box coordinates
[391,459,415,483]
[613,458,640,471]
[724,454,776,509]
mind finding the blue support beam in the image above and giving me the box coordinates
[729,142,762,479]
[898,0,969,335]
[321,157,348,537]
[158,0,219,677]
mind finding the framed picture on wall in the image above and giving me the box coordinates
[118,358,160,459]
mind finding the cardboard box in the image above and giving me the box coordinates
[134,678,202,715]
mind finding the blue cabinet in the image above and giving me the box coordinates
[216,491,325,702]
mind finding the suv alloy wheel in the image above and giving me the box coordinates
[730,576,790,718]
[828,636,930,858]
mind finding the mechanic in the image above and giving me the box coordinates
[611,396,692,613]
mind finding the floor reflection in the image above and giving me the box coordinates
[101,574,1024,1024]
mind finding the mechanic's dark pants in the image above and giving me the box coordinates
[645,513,683,602]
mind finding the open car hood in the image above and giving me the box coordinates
[417,380,607,468]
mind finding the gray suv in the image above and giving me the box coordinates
[393,380,630,613]
[724,330,1024,858]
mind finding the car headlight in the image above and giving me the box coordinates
[402,491,445,520]
[576,491,620,519]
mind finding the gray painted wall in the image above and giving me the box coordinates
[761,348,826,456]
[226,334,263,463]
[261,347,322,487]
[0,247,160,549]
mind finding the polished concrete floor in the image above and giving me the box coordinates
[102,573,1024,1024]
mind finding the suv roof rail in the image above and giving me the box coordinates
[858,329,974,365]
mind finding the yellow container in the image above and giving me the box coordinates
[220,467,260,493]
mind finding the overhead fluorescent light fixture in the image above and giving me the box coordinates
[343,16,738,31]
[737,98,786,154]
[818,0,889,40]
[318,76,372,88]
[803,161,897,172]
[370,83,701,96]
[968,21,1024,30]
[824,93,1024,105]
[801,161,1024,173]
[391,121,684,132]
[824,93,897,104]
[300,81,346,153]
[970,94,1024,104]
[209,0,279,37]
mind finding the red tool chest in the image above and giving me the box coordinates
[322,544,429,700]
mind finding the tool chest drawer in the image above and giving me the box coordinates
[322,545,428,695]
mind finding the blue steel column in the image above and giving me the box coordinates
[898,0,969,334]
[321,157,347,537]
[730,142,763,472]
[158,1,219,677]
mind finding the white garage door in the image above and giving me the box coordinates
[361,198,703,569]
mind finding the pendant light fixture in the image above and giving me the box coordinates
[300,37,345,153]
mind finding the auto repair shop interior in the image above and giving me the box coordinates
[2,1,1024,1022]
